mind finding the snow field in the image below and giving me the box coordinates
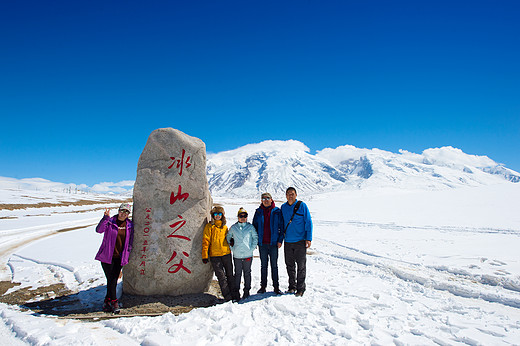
[0,184,519,344]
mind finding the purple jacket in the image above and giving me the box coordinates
[95,215,134,266]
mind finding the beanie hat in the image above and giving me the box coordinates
[237,207,248,216]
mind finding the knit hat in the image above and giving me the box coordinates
[237,207,248,217]
[119,203,131,213]
[261,192,272,199]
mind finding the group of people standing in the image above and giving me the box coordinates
[202,187,313,302]
[94,187,312,312]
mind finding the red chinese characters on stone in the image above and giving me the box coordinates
[168,149,192,176]
[166,214,192,274]
[168,215,192,241]
[166,150,193,274]
[170,185,189,205]
[140,208,152,275]
[166,251,191,274]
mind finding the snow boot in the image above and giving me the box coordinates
[102,298,112,312]
[111,299,121,314]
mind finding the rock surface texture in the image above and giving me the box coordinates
[124,128,213,295]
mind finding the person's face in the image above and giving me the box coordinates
[118,209,130,221]
[213,212,223,220]
[286,190,297,205]
[238,213,248,222]
[261,196,272,207]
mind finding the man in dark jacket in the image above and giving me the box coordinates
[252,192,284,294]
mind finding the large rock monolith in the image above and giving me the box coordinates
[123,128,213,295]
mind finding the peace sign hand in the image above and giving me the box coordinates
[104,208,111,217]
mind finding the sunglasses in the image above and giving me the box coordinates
[213,212,223,217]
[262,197,271,200]
[238,214,248,218]
[119,209,130,214]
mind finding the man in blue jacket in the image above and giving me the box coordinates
[281,187,312,297]
[252,192,284,295]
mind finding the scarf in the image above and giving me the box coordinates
[261,201,275,244]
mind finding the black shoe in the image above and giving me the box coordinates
[257,286,266,294]
[286,289,296,294]
[274,287,282,295]
[242,290,250,299]
[295,290,305,297]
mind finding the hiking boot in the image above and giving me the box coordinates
[286,289,296,294]
[111,299,121,314]
[274,287,282,295]
[102,298,112,312]
[257,286,266,294]
[242,290,250,299]
[295,290,305,297]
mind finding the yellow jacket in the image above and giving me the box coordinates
[201,221,231,259]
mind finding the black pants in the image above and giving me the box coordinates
[210,253,239,301]
[101,258,122,300]
[284,240,307,292]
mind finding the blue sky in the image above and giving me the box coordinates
[1,1,519,185]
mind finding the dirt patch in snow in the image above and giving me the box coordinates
[0,280,223,321]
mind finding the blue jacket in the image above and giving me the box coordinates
[252,205,284,246]
[281,199,312,243]
[226,222,258,259]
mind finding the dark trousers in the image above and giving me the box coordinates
[259,244,279,288]
[284,240,307,292]
[101,258,122,300]
[233,257,253,293]
[210,254,239,301]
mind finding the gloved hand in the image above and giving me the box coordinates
[229,238,234,247]
[202,258,208,264]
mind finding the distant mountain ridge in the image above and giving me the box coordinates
[206,140,520,197]
[3,141,518,198]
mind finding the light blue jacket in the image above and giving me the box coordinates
[226,222,258,259]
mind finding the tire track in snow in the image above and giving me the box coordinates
[0,223,96,281]
[314,220,520,236]
[315,238,520,309]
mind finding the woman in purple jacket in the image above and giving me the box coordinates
[95,203,134,313]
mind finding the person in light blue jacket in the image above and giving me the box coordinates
[227,207,258,299]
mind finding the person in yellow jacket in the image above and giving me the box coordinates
[202,206,240,302]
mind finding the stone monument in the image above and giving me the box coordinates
[123,128,214,295]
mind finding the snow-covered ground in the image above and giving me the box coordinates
[1,183,520,345]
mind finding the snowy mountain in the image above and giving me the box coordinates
[0,176,134,200]
[207,140,520,197]
[3,141,518,199]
